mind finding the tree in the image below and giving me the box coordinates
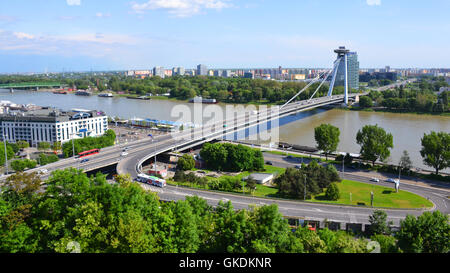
[0,142,15,166]
[11,159,36,172]
[274,162,340,200]
[344,153,353,165]
[324,183,340,201]
[4,171,42,200]
[52,141,62,152]
[177,154,195,171]
[359,96,373,108]
[356,124,394,166]
[16,141,29,149]
[200,143,228,171]
[396,211,450,253]
[370,234,400,253]
[368,210,392,235]
[37,142,51,152]
[245,177,257,193]
[420,131,450,175]
[314,124,340,160]
[399,150,412,172]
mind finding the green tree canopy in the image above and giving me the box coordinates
[420,131,450,175]
[395,211,450,253]
[356,124,394,166]
[177,154,195,171]
[324,183,340,201]
[314,124,340,160]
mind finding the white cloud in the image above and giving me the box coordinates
[131,0,232,17]
[67,0,81,6]
[13,32,35,39]
[96,12,111,18]
[366,0,381,6]
[0,30,144,59]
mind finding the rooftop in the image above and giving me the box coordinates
[0,106,106,123]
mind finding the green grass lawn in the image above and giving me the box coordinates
[168,167,432,209]
[310,180,433,209]
[263,150,336,164]
[168,165,284,195]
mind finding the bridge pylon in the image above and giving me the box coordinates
[328,46,354,105]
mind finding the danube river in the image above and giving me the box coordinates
[1,89,449,172]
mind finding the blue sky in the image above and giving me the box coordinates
[0,0,449,73]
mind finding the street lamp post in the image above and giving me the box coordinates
[72,136,75,158]
[303,174,306,201]
[3,132,8,175]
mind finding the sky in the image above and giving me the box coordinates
[0,0,449,73]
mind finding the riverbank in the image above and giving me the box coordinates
[340,106,450,117]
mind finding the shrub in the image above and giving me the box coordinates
[325,183,340,201]
[177,154,195,171]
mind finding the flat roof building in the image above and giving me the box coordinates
[197,64,208,76]
[0,107,108,146]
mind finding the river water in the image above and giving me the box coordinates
[1,89,449,172]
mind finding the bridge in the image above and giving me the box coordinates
[0,82,63,90]
[3,48,445,226]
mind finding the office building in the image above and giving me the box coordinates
[0,107,108,146]
[334,49,359,90]
[153,66,165,78]
[197,64,208,76]
[172,67,185,76]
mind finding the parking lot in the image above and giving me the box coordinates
[109,124,169,144]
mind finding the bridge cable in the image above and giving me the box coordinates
[307,58,341,102]
[327,57,343,97]
[280,69,329,109]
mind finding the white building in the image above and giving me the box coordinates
[153,66,165,78]
[0,108,108,146]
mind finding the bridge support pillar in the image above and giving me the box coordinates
[344,53,349,105]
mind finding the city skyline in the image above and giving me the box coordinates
[0,0,449,73]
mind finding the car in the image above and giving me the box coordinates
[295,165,302,169]
[287,155,294,159]
[123,147,129,151]
[385,178,399,183]
[265,161,273,165]
[81,158,89,163]
[40,169,48,174]
[370,178,380,183]
[121,152,129,156]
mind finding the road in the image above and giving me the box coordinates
[371,78,417,92]
[263,152,450,214]
[5,91,446,226]
[124,149,449,226]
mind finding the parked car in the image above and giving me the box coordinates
[370,178,380,183]
[40,169,48,174]
[265,161,273,165]
[295,165,302,169]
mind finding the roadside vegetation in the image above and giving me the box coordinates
[0,170,447,253]
[356,77,449,115]
[1,74,355,105]
[200,142,264,172]
[62,129,116,157]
